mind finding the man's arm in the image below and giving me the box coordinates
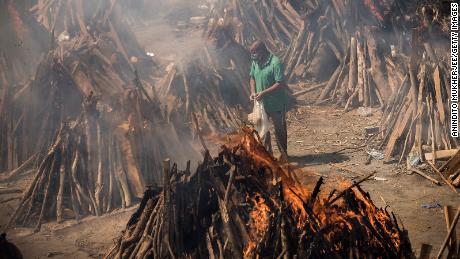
[250,77,256,98]
[254,81,286,100]
[255,58,286,100]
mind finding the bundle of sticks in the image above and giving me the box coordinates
[213,0,403,85]
[0,5,158,173]
[155,23,251,135]
[6,89,199,230]
[315,28,394,110]
[379,41,454,164]
[29,0,154,77]
[0,1,49,173]
[105,126,414,258]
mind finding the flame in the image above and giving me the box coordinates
[217,127,406,257]
[244,193,271,258]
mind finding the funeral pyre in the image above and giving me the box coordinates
[105,126,414,258]
[2,0,200,229]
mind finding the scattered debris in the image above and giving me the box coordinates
[421,203,441,209]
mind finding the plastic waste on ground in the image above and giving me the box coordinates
[367,148,384,160]
[421,202,441,209]
[358,107,372,117]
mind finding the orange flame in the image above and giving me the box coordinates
[244,193,271,258]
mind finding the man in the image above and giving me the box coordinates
[249,40,290,162]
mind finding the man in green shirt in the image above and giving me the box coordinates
[249,41,289,162]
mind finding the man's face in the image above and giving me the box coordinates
[251,49,265,64]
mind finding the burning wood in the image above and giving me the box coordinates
[105,126,414,258]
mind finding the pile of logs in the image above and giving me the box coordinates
[213,0,402,86]
[155,23,251,135]
[3,0,201,226]
[379,53,455,164]
[105,126,415,258]
[0,0,158,173]
[212,0,454,163]
[6,89,199,230]
[213,0,449,110]
[0,1,49,173]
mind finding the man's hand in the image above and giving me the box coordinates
[254,91,266,101]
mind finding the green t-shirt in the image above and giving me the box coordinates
[250,54,288,113]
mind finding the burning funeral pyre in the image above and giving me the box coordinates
[105,126,414,259]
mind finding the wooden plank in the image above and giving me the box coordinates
[384,103,413,160]
[424,149,459,161]
[419,243,432,259]
[433,66,447,123]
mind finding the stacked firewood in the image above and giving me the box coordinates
[213,0,455,163]
[377,2,453,164]
[29,0,155,76]
[0,1,49,173]
[155,23,251,135]
[213,0,449,110]
[0,0,159,173]
[3,0,201,226]
[6,89,199,230]
[379,54,455,163]
[438,151,460,188]
[105,126,415,258]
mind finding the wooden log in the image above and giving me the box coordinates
[0,153,38,182]
[408,166,441,185]
[95,123,103,213]
[367,34,389,104]
[443,205,458,257]
[412,63,427,160]
[427,162,458,193]
[357,39,365,103]
[347,37,357,96]
[0,188,22,195]
[224,167,236,207]
[34,149,60,232]
[163,158,172,255]
[56,162,66,223]
[217,197,242,259]
[418,243,432,259]
[293,82,327,97]
[316,65,341,102]
[435,205,460,259]
[115,142,132,208]
[192,112,208,152]
[433,66,446,123]
[326,171,376,205]
[0,196,21,204]
[425,149,459,161]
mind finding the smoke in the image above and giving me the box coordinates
[128,0,214,64]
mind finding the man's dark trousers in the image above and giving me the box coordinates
[263,107,287,157]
